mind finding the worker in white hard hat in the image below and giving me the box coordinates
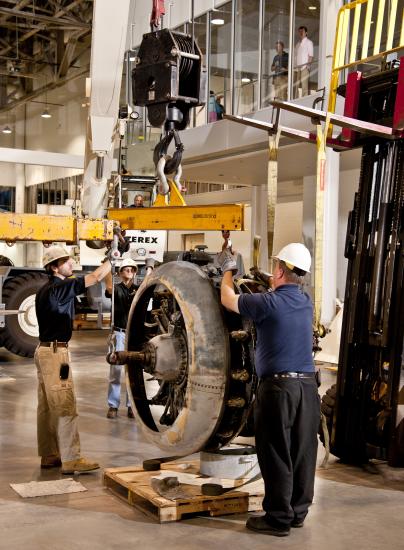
[104,258,138,419]
[35,245,112,474]
[219,241,320,537]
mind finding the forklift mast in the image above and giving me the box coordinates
[334,131,404,466]
[327,2,404,466]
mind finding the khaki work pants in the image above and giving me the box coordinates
[34,345,80,462]
[273,75,288,101]
[294,67,310,98]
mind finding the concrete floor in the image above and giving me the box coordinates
[0,330,403,550]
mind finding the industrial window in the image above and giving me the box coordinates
[234,0,260,115]
[261,0,291,107]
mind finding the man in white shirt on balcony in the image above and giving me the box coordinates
[294,26,313,98]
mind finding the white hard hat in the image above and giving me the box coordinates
[119,258,138,271]
[42,245,70,268]
[274,243,311,273]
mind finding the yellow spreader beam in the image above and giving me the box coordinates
[108,204,244,231]
[0,202,244,244]
[0,214,114,243]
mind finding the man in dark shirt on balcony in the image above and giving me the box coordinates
[271,41,289,101]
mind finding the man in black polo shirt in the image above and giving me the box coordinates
[220,242,320,537]
[104,258,138,419]
[35,245,112,474]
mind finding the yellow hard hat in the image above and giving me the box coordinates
[42,245,70,268]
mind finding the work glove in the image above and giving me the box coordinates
[118,238,130,255]
[217,250,238,276]
[112,226,130,255]
[250,267,273,287]
[105,246,121,261]
[145,258,156,270]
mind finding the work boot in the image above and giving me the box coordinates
[40,455,62,469]
[127,406,134,418]
[291,518,305,528]
[61,457,100,475]
[246,515,290,537]
[107,407,118,419]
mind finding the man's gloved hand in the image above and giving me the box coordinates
[113,226,130,255]
[105,246,120,261]
[250,267,273,287]
[118,238,130,255]
[217,250,238,276]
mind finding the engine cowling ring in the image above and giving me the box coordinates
[126,261,230,456]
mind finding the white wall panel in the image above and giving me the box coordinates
[168,0,190,29]
[23,78,87,187]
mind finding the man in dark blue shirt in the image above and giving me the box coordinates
[220,242,320,537]
[35,245,112,475]
[271,41,289,100]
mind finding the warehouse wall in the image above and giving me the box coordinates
[132,0,228,45]
[24,78,87,187]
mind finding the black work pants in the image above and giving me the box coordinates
[254,376,320,528]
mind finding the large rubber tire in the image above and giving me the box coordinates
[319,383,336,445]
[2,272,48,357]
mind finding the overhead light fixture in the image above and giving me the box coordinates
[241,77,251,83]
[308,5,317,9]
[2,125,12,134]
[41,75,52,119]
[211,18,225,25]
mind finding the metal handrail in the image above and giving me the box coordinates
[328,0,404,118]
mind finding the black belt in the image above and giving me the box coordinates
[39,341,68,348]
[264,372,315,380]
[113,326,126,333]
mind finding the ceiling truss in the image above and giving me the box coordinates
[0,0,93,114]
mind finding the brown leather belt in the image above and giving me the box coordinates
[39,342,69,348]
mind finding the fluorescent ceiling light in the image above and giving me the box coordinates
[41,109,52,119]
[241,77,251,83]
[2,125,12,134]
[308,5,317,9]
[211,18,225,25]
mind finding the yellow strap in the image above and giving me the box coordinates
[314,115,331,330]
[267,128,281,265]
[152,179,187,207]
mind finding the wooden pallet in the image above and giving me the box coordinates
[103,460,263,523]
